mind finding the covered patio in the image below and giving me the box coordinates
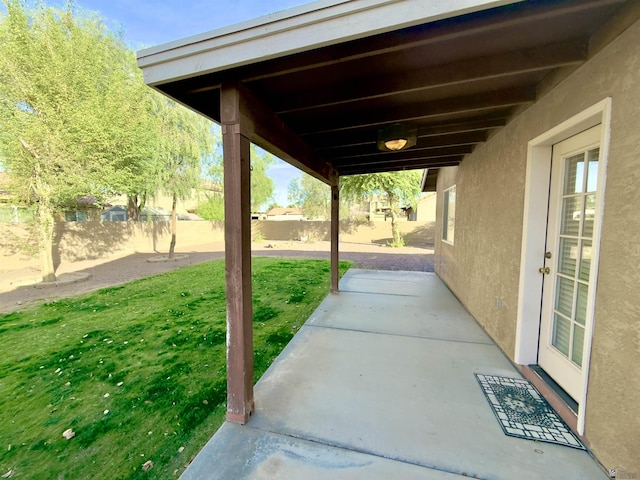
[136,0,634,475]
[137,0,632,424]
[180,270,606,479]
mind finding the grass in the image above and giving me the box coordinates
[0,257,351,479]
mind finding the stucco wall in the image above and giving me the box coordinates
[253,220,434,247]
[434,18,640,473]
[2,220,434,271]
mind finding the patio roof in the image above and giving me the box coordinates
[137,0,629,179]
[136,0,635,425]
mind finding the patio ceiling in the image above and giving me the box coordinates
[138,0,629,180]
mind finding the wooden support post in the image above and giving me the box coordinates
[221,84,254,424]
[330,182,340,293]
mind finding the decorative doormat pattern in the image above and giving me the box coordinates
[475,374,584,450]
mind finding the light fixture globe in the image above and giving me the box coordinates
[377,123,417,152]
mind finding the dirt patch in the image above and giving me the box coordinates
[0,241,433,314]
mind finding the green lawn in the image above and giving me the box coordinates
[0,257,350,479]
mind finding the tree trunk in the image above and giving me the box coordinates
[387,191,403,247]
[37,200,56,283]
[127,195,144,221]
[168,192,177,258]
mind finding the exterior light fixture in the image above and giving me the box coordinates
[377,123,417,152]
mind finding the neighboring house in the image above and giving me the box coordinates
[108,180,223,217]
[63,210,90,222]
[0,205,33,223]
[100,205,128,222]
[415,193,437,222]
[0,171,31,223]
[100,205,180,222]
[138,0,640,473]
[351,197,414,222]
[265,207,305,221]
[139,206,171,222]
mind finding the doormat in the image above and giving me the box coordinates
[475,374,584,450]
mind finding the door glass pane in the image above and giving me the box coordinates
[555,276,574,317]
[558,238,578,276]
[572,325,585,367]
[564,153,585,194]
[583,194,596,238]
[552,313,571,357]
[575,282,588,326]
[561,196,582,236]
[586,148,599,193]
[579,240,592,281]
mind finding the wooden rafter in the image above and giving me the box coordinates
[271,40,587,114]
[293,87,535,136]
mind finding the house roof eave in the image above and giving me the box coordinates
[137,0,523,86]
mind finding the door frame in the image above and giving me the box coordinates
[515,98,612,435]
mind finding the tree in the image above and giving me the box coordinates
[288,174,330,220]
[201,142,276,214]
[0,1,156,281]
[195,194,224,221]
[250,146,276,212]
[154,98,214,257]
[341,170,423,246]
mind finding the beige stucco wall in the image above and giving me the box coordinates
[416,193,437,222]
[1,221,226,270]
[2,220,434,272]
[253,220,435,247]
[434,18,640,474]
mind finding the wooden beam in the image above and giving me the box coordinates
[327,135,482,160]
[338,157,463,176]
[224,81,338,186]
[293,87,535,135]
[304,117,506,149]
[273,40,587,114]
[221,84,254,424]
[334,147,471,169]
[330,183,339,293]
[418,118,507,137]
[334,145,473,171]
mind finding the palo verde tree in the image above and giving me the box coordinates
[154,97,214,258]
[0,1,155,281]
[341,170,423,247]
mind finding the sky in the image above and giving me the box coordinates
[44,0,315,207]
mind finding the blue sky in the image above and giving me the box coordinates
[45,0,313,207]
[51,0,311,48]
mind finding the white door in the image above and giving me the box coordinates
[538,125,601,402]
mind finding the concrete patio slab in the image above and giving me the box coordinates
[180,269,607,480]
[307,271,492,344]
[184,423,466,480]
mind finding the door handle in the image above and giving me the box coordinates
[539,267,550,274]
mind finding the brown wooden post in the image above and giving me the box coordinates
[221,84,254,424]
[330,182,340,293]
